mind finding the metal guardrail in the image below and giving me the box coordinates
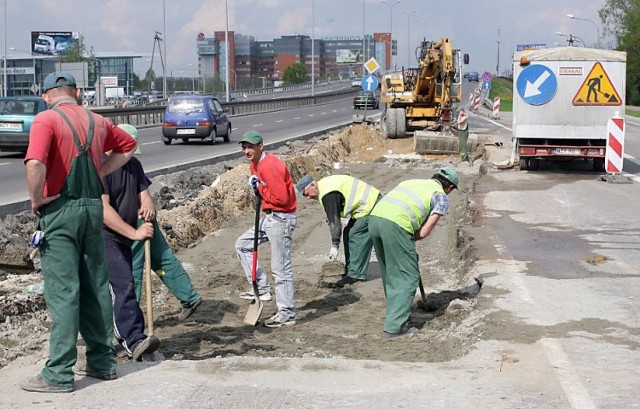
[91,88,355,127]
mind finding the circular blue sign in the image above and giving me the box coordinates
[516,64,557,106]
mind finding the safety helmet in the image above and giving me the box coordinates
[438,167,459,189]
[117,124,141,154]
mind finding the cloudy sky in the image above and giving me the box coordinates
[4,0,608,77]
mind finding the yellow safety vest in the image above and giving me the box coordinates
[370,179,443,233]
[317,175,380,219]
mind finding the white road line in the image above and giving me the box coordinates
[141,141,161,146]
[0,162,9,166]
[232,127,238,131]
[308,114,315,117]
[293,117,301,120]
[332,110,338,113]
[321,112,327,115]
[275,120,283,123]
[474,113,512,131]
[253,124,263,127]
[625,118,640,127]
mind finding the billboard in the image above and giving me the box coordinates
[336,49,363,64]
[31,31,79,56]
[516,43,547,51]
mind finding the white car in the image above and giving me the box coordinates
[351,78,361,88]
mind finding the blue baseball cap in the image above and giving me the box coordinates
[43,71,77,93]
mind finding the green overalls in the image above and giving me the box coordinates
[130,218,200,308]
[38,107,116,387]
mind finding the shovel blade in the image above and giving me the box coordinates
[243,299,264,326]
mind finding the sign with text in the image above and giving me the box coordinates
[336,49,364,64]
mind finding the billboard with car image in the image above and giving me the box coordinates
[31,31,79,56]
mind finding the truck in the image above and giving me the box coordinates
[379,37,468,139]
[512,47,626,171]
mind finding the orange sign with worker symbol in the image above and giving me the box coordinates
[573,62,621,106]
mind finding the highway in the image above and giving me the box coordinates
[0,95,380,214]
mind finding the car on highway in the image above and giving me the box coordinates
[353,90,379,109]
[161,95,231,145]
[351,78,362,87]
[468,71,479,82]
[0,97,48,153]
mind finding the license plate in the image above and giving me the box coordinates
[176,129,196,135]
[554,148,580,155]
[0,122,21,130]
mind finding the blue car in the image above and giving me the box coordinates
[161,95,231,145]
[468,71,479,82]
[0,97,48,153]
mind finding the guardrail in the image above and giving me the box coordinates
[91,88,355,127]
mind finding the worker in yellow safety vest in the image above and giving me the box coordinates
[296,174,381,288]
[368,167,459,339]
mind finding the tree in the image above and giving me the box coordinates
[282,62,308,85]
[600,0,640,104]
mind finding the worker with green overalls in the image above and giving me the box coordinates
[296,174,381,288]
[23,71,138,393]
[368,167,459,339]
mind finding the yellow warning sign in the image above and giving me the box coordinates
[573,62,621,106]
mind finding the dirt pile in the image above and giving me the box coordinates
[0,123,486,368]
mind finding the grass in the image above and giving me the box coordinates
[488,77,513,112]
[626,110,640,118]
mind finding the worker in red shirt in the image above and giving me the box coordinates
[235,131,298,328]
[22,71,137,393]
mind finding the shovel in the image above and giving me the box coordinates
[243,194,264,325]
[144,239,154,335]
[416,275,428,310]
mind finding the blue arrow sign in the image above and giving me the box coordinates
[516,64,557,106]
[482,81,491,91]
[362,74,379,92]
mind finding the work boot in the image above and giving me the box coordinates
[179,297,202,321]
[20,375,73,393]
[132,335,160,361]
[335,276,362,288]
[73,366,117,381]
[384,327,418,340]
[263,313,295,328]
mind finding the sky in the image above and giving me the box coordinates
[2,0,609,77]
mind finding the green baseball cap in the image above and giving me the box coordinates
[438,166,459,189]
[42,71,77,93]
[117,124,141,155]
[238,130,263,145]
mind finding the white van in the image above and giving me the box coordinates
[33,35,55,55]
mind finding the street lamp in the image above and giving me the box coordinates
[556,32,584,47]
[3,0,7,97]
[311,0,315,96]
[188,63,195,93]
[567,14,600,48]
[162,0,167,99]
[224,0,230,102]
[381,0,403,68]
[401,10,420,67]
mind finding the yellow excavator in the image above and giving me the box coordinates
[380,37,468,139]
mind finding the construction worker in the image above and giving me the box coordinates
[295,174,381,287]
[235,131,298,328]
[100,124,161,361]
[22,71,137,392]
[368,167,459,339]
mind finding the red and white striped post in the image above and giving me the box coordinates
[243,93,248,101]
[605,116,625,174]
[492,97,500,119]
[472,89,481,112]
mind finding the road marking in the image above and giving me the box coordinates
[332,110,338,113]
[275,120,283,123]
[308,114,315,117]
[321,112,327,115]
[253,124,263,127]
[473,112,512,131]
[293,117,301,120]
[626,118,640,127]
[141,141,161,146]
[0,162,9,166]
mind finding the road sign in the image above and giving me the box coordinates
[573,62,622,106]
[482,81,491,91]
[482,71,493,82]
[364,58,380,74]
[606,116,625,174]
[516,64,557,106]
[361,74,379,91]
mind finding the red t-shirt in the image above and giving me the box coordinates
[25,103,137,197]
[251,153,296,213]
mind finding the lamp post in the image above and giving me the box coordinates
[381,0,403,68]
[224,0,230,102]
[229,68,237,91]
[3,0,7,97]
[162,0,167,99]
[311,0,315,96]
[188,63,195,93]
[401,10,420,67]
[567,14,600,48]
